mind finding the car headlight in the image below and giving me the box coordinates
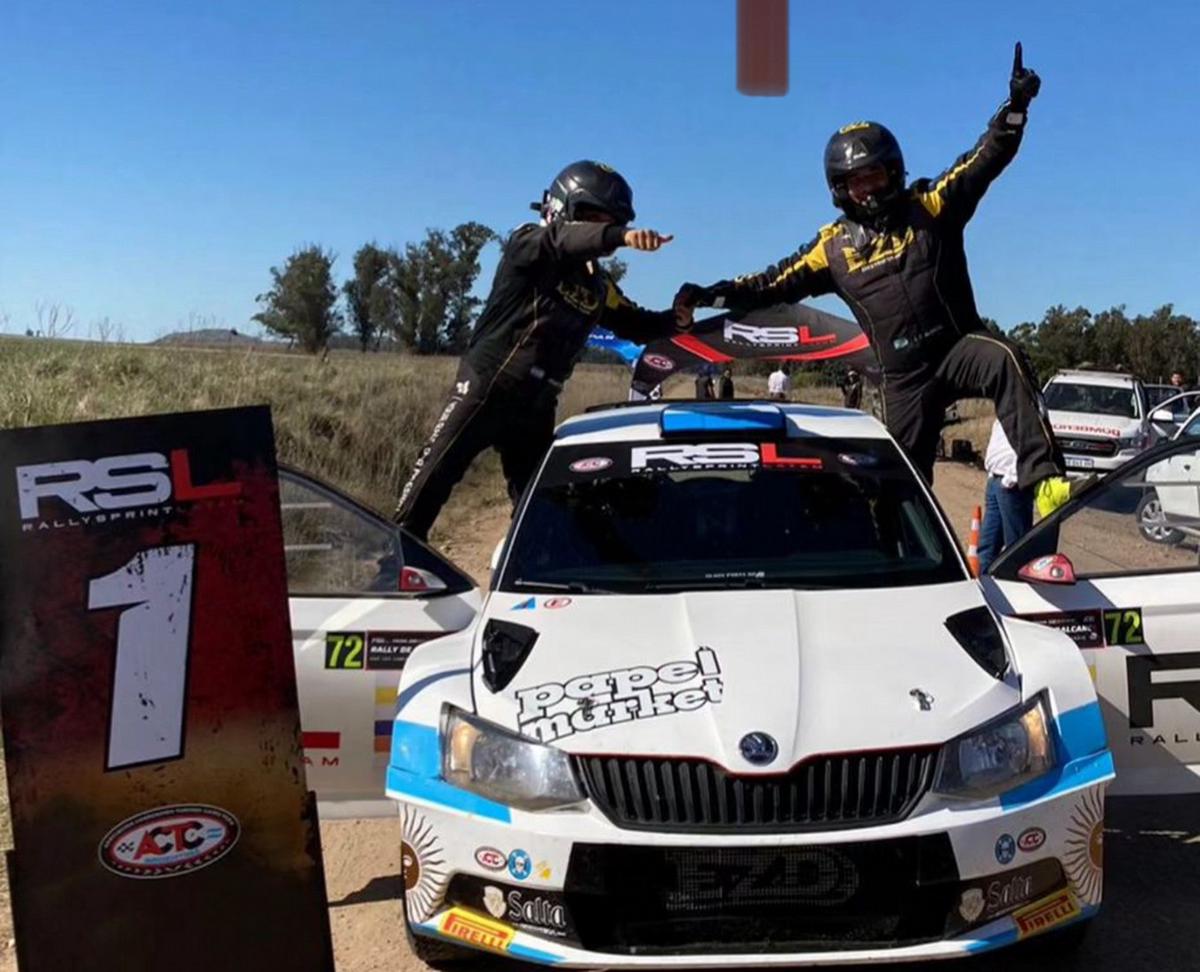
[441,705,585,811]
[932,697,1056,800]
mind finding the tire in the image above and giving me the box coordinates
[1136,492,1184,545]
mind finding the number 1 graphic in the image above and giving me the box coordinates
[88,544,196,770]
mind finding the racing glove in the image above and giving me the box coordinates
[1008,42,1041,110]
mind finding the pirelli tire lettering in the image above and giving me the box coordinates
[514,648,724,744]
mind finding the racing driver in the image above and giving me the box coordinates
[676,44,1071,516]
[395,160,689,541]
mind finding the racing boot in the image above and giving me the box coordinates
[1034,474,1094,519]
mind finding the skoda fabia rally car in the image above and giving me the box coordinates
[381,401,1113,967]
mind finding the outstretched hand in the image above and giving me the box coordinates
[673,282,707,330]
[623,228,673,251]
[1009,41,1041,108]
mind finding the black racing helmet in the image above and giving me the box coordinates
[824,122,906,222]
[534,160,635,224]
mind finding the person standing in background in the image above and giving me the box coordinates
[719,367,736,399]
[767,364,790,401]
[977,419,1034,573]
[839,367,864,409]
[695,368,716,399]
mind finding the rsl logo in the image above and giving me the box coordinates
[15,449,242,531]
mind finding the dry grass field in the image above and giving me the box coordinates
[0,337,998,970]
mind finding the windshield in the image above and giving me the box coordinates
[1044,381,1138,418]
[501,437,965,594]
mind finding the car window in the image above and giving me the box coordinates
[501,437,965,593]
[280,472,400,594]
[991,439,1200,580]
[1183,414,1200,438]
[1044,381,1138,418]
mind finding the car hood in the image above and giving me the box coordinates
[1048,410,1140,439]
[473,584,1019,769]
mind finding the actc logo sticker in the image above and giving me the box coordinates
[995,834,1016,865]
[543,598,572,609]
[568,457,613,474]
[475,846,507,871]
[1018,827,1046,853]
[98,804,239,879]
[508,849,532,881]
[643,353,676,371]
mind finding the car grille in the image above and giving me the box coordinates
[1058,435,1117,456]
[564,836,959,954]
[574,749,937,833]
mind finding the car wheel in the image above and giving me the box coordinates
[1136,492,1184,545]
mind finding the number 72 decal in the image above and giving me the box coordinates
[1019,607,1144,648]
[325,632,365,670]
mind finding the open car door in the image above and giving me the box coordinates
[981,437,1200,796]
[280,467,481,817]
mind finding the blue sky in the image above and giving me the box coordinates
[3,0,1198,341]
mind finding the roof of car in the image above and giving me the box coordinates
[555,400,891,445]
[1048,369,1141,387]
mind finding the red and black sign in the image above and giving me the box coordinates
[0,406,334,972]
[631,305,874,397]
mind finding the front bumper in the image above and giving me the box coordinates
[390,741,1112,968]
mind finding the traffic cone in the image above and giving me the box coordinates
[967,505,982,577]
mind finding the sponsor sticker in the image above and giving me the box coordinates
[402,808,448,922]
[838,452,879,467]
[98,804,239,879]
[631,442,759,472]
[568,457,613,474]
[508,849,532,881]
[958,887,985,923]
[439,908,514,954]
[365,631,436,670]
[1064,788,1105,905]
[1020,607,1144,649]
[643,353,676,372]
[511,597,536,611]
[723,321,836,348]
[994,834,1016,866]
[952,859,1065,930]
[1018,827,1047,853]
[514,647,725,743]
[449,874,575,940]
[484,885,507,918]
[1013,889,1082,940]
[543,597,572,610]
[475,846,507,871]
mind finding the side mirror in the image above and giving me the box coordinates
[1017,553,1077,585]
[1152,408,1177,424]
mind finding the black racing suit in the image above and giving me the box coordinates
[395,220,678,540]
[696,103,1062,488]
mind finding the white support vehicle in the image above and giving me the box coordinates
[282,402,1200,968]
[1043,369,1151,475]
[1135,405,1200,547]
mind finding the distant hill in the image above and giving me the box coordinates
[153,328,270,348]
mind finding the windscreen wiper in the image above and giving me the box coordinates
[510,579,619,595]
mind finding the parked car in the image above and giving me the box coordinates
[1043,369,1151,476]
[1136,404,1200,545]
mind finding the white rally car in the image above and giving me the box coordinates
[359,401,1117,968]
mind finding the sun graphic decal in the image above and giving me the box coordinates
[401,807,448,922]
[1063,788,1105,906]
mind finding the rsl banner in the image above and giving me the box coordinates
[628,303,876,398]
[0,406,334,972]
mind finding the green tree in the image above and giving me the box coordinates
[253,246,343,353]
[343,243,391,352]
[387,222,496,354]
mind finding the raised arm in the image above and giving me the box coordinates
[680,224,839,313]
[914,42,1041,226]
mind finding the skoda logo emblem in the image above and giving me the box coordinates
[739,732,778,766]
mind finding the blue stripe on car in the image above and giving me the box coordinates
[1054,700,1107,762]
[395,667,470,715]
[414,922,563,964]
[387,720,511,823]
[555,410,657,440]
[660,404,786,434]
